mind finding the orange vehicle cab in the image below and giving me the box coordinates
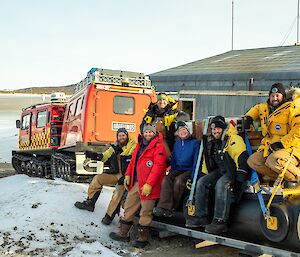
[59,68,156,176]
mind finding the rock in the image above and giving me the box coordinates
[85,239,96,244]
[59,246,74,256]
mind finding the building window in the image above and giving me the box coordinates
[113,96,134,115]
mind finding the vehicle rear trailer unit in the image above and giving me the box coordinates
[151,220,299,257]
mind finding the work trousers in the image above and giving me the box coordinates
[88,172,122,198]
[106,185,126,217]
[247,150,300,181]
[157,170,191,211]
[88,172,125,216]
[195,170,234,222]
[121,182,156,226]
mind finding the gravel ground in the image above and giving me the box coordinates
[0,163,15,178]
[0,163,240,257]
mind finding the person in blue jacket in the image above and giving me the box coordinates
[153,121,200,218]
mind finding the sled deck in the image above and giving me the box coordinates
[151,221,299,257]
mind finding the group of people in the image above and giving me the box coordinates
[74,83,300,248]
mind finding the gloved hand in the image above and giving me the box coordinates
[141,183,152,196]
[186,179,192,190]
[270,142,284,152]
[124,175,131,191]
[243,116,254,130]
[85,151,103,161]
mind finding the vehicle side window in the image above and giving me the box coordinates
[48,111,50,123]
[113,96,135,115]
[37,111,47,128]
[67,104,74,121]
[81,96,85,110]
[21,114,30,130]
[31,114,36,126]
[75,98,82,116]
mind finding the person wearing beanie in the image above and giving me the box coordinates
[75,128,136,225]
[153,121,200,218]
[109,127,166,248]
[142,124,157,134]
[185,116,250,234]
[246,83,300,182]
[140,92,180,160]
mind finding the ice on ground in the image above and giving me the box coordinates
[0,175,125,257]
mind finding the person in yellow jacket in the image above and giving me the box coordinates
[246,83,300,181]
[186,116,250,234]
[140,93,179,160]
[74,128,136,225]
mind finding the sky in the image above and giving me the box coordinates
[0,0,299,90]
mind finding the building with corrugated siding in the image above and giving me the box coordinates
[149,45,300,120]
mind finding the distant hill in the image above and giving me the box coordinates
[0,84,76,95]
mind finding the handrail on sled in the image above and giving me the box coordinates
[186,118,209,216]
[245,132,298,230]
[244,132,268,219]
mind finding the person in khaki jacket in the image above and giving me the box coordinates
[74,128,136,225]
[246,83,300,181]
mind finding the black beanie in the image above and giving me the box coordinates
[116,128,129,139]
[211,116,226,129]
[269,83,286,98]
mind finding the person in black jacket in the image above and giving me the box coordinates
[74,128,136,225]
[186,116,250,234]
[140,93,179,160]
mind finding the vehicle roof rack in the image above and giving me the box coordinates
[74,68,151,93]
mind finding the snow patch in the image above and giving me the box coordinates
[0,175,124,256]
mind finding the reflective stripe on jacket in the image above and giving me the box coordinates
[246,98,300,158]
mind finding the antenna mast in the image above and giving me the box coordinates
[231,0,234,50]
[297,0,299,44]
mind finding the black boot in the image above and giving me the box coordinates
[131,225,150,248]
[74,191,100,212]
[101,213,113,225]
[102,200,122,225]
[205,219,228,234]
[153,207,174,218]
[109,220,132,242]
[185,216,210,228]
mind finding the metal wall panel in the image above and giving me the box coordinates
[180,94,267,120]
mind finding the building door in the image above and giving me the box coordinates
[179,98,195,121]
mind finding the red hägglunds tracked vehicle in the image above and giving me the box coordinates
[12,68,156,181]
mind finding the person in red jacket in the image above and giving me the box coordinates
[109,124,167,248]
